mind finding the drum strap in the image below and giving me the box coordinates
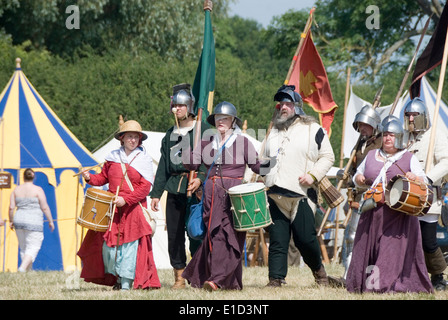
[120,160,157,226]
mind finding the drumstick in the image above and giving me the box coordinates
[393,162,407,176]
[73,162,105,177]
[108,186,120,231]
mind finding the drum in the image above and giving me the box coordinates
[228,182,272,232]
[385,175,433,216]
[319,176,344,208]
[77,188,115,232]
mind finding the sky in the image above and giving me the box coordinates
[228,0,316,28]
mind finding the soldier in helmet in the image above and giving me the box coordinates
[346,119,433,293]
[403,98,448,290]
[262,85,335,287]
[150,83,209,289]
[331,105,382,287]
[181,101,273,291]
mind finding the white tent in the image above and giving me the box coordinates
[342,77,448,159]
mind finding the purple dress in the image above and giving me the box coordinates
[182,134,262,289]
[346,149,433,293]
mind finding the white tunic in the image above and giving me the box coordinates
[407,127,448,221]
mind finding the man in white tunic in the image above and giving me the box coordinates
[263,85,335,287]
[404,98,448,290]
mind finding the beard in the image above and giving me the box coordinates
[273,110,299,130]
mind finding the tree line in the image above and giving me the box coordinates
[0,0,445,164]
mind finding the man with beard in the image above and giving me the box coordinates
[403,98,448,291]
[262,85,335,287]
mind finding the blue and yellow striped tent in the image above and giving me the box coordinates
[0,58,99,272]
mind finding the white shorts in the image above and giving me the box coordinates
[15,229,44,261]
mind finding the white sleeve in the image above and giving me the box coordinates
[353,157,367,188]
[410,154,428,183]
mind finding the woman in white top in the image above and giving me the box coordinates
[9,168,54,272]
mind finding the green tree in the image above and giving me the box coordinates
[0,0,231,58]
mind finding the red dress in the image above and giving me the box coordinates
[77,161,161,289]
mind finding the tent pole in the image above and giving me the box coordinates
[74,170,81,270]
[425,22,448,172]
[331,67,351,262]
[339,67,351,168]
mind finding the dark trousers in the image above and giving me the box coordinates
[165,192,201,269]
[267,197,323,279]
[420,220,439,253]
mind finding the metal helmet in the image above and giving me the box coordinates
[403,98,430,132]
[382,119,406,149]
[274,85,305,116]
[352,105,381,133]
[381,115,400,129]
[171,83,195,116]
[207,101,243,128]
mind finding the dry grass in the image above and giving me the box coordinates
[0,263,446,301]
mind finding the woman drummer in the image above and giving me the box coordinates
[181,102,273,291]
[77,120,160,290]
[346,119,432,293]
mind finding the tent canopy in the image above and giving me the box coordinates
[0,58,99,272]
[0,58,97,170]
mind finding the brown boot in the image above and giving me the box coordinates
[172,268,186,289]
[265,278,286,287]
[424,248,447,291]
[312,265,329,286]
[424,248,447,275]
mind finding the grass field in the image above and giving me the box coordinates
[0,263,446,301]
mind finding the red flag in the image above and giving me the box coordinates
[288,30,338,136]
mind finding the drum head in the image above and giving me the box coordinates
[389,178,404,206]
[228,182,265,194]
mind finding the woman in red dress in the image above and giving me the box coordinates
[77,120,160,290]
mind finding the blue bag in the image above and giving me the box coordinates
[187,201,205,240]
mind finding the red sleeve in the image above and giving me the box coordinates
[121,171,152,206]
[88,161,111,186]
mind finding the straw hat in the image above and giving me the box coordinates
[114,120,148,140]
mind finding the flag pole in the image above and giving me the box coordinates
[389,15,432,115]
[285,7,315,85]
[187,0,213,198]
[258,7,315,160]
[425,22,448,172]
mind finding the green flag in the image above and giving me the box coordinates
[192,9,215,122]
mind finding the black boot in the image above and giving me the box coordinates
[431,273,446,291]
